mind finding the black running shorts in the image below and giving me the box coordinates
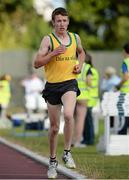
[42,79,80,105]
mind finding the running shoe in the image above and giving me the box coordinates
[47,160,58,179]
[62,152,76,169]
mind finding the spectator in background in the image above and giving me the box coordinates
[81,54,100,145]
[100,66,121,128]
[100,66,121,94]
[73,52,91,148]
[116,43,129,134]
[21,73,46,117]
[0,74,11,119]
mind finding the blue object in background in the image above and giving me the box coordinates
[12,118,22,127]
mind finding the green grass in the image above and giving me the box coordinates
[0,120,129,179]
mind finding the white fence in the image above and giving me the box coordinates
[101,92,129,155]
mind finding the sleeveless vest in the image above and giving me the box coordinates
[87,67,99,107]
[77,63,91,100]
[44,32,78,83]
[0,80,11,106]
[120,58,129,93]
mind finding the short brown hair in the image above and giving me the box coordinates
[52,7,68,21]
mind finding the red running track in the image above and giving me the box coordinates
[0,142,70,179]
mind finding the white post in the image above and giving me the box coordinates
[104,115,110,154]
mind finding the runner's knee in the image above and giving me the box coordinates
[50,125,59,135]
[64,112,73,122]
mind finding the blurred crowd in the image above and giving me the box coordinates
[0,74,12,119]
[21,73,46,117]
[0,43,129,147]
[72,42,129,147]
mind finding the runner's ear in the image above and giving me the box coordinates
[51,20,55,27]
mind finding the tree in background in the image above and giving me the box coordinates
[0,0,51,50]
[1,0,129,50]
[66,0,129,50]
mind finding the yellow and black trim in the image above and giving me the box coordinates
[48,35,54,51]
[73,33,78,47]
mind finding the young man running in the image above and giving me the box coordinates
[34,7,85,179]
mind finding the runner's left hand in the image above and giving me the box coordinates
[73,65,81,74]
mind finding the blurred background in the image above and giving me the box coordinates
[0,0,129,109]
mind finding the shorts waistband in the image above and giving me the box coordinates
[47,79,76,85]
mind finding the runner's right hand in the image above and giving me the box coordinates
[52,45,66,56]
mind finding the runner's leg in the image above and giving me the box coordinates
[61,91,76,150]
[47,103,62,158]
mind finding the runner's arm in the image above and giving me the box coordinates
[34,36,66,68]
[116,72,128,89]
[116,63,129,90]
[73,34,85,74]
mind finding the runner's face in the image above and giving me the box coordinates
[52,15,69,34]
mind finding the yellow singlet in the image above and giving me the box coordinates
[44,32,78,83]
